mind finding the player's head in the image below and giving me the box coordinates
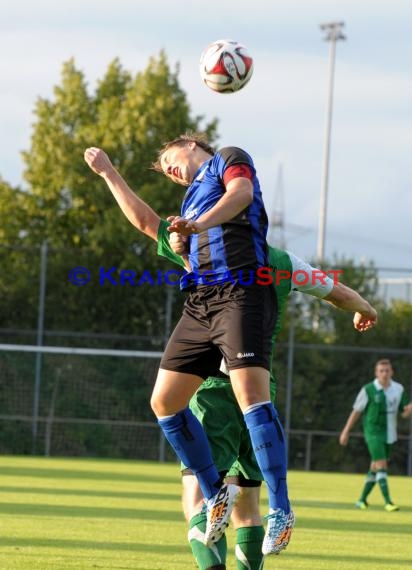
[375,359,393,382]
[153,132,215,186]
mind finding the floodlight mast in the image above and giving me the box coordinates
[317,21,346,263]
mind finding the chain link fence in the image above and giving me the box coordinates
[1,243,411,474]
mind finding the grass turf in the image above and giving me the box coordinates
[0,457,411,569]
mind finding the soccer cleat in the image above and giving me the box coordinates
[384,502,400,512]
[204,483,239,546]
[355,500,369,510]
[262,508,295,556]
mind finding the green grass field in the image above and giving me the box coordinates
[0,457,411,569]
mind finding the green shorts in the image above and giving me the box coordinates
[365,435,392,461]
[182,376,276,486]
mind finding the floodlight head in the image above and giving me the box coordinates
[320,21,345,30]
[320,21,346,41]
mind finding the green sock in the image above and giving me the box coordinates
[360,470,376,502]
[188,511,227,570]
[376,470,392,504]
[235,526,265,570]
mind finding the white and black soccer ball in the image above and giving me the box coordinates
[199,39,254,94]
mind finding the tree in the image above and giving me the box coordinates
[21,53,217,250]
[0,179,40,332]
[9,53,217,339]
[0,178,29,244]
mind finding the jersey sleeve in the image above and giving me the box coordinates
[215,147,255,183]
[287,251,334,298]
[353,387,368,412]
[156,219,186,268]
[222,164,253,186]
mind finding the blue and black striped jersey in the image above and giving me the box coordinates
[181,146,268,287]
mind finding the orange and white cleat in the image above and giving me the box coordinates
[204,483,239,546]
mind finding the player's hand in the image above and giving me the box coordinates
[170,231,189,255]
[167,216,204,235]
[353,308,377,332]
[401,402,412,418]
[339,431,349,446]
[84,147,114,177]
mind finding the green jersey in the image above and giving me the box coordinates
[353,379,410,443]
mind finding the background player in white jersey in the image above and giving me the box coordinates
[340,359,412,511]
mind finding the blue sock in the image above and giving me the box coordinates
[158,408,222,500]
[244,403,290,513]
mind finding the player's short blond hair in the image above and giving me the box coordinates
[152,132,215,172]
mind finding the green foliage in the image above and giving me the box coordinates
[19,53,217,249]
[0,178,29,244]
[274,261,412,473]
[0,53,216,338]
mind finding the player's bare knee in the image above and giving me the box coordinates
[150,393,161,416]
[230,367,271,410]
[150,387,173,416]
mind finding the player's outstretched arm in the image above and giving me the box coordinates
[286,251,377,332]
[84,147,160,241]
[323,283,377,331]
[339,410,361,446]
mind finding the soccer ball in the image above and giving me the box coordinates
[199,39,254,94]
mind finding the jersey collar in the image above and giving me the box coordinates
[192,159,211,183]
[374,378,392,391]
[183,160,211,202]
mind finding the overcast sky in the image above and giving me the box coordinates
[1,0,412,275]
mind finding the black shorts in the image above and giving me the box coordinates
[160,281,277,379]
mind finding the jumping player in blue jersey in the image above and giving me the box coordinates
[149,133,293,555]
[84,141,377,565]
